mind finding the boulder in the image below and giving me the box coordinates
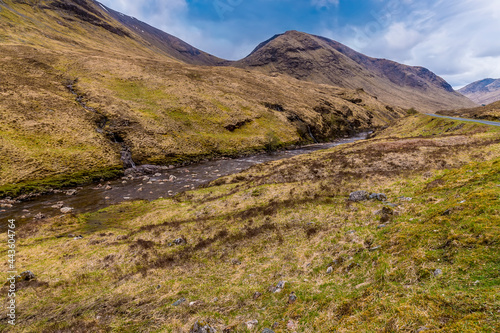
[51,202,65,209]
[369,193,387,201]
[172,298,186,306]
[349,191,369,202]
[66,189,77,196]
[190,321,216,333]
[60,207,73,214]
[246,320,258,330]
[173,237,187,245]
[14,270,36,283]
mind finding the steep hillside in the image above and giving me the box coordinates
[459,78,500,105]
[231,30,476,112]
[438,100,500,121]
[0,0,404,196]
[97,1,226,66]
[3,115,499,332]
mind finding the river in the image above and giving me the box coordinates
[0,133,368,228]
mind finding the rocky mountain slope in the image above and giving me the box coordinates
[0,0,404,195]
[458,78,500,105]
[231,30,476,112]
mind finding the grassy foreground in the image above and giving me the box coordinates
[1,115,499,332]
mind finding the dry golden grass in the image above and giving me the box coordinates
[0,0,404,195]
[2,115,499,332]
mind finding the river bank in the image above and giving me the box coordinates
[0,133,369,228]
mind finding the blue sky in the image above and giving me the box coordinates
[98,0,500,88]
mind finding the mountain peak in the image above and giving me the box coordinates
[459,78,500,104]
[233,32,474,111]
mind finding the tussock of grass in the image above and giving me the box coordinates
[2,115,499,332]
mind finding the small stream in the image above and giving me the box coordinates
[0,133,368,228]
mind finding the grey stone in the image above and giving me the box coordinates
[172,298,186,306]
[246,319,258,329]
[369,193,387,201]
[276,280,286,289]
[434,269,443,277]
[66,189,77,196]
[51,202,64,209]
[253,292,262,299]
[326,266,333,274]
[190,321,216,333]
[262,329,275,333]
[34,213,46,220]
[60,207,73,214]
[173,237,187,245]
[15,271,35,282]
[288,291,297,304]
[349,191,369,202]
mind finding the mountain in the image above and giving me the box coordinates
[458,78,500,105]
[0,0,403,195]
[97,2,226,66]
[231,30,476,112]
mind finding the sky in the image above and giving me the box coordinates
[97,0,500,89]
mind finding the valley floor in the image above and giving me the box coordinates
[1,115,499,332]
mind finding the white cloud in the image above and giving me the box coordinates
[383,23,423,51]
[331,0,500,87]
[98,0,500,86]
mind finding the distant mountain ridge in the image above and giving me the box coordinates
[458,78,500,105]
[231,30,475,111]
[16,1,474,111]
[97,2,226,66]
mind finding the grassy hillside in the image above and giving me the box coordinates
[231,31,476,112]
[0,0,403,196]
[3,115,499,332]
[438,101,500,122]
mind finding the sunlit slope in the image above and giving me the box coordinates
[0,0,404,194]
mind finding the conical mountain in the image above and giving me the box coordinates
[232,30,476,111]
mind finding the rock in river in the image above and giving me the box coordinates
[60,207,73,214]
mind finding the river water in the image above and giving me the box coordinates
[0,133,368,227]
